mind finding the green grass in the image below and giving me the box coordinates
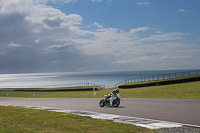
[0,106,156,133]
[1,81,200,99]
[119,81,200,99]
[11,86,101,91]
[0,90,107,98]
[123,75,200,86]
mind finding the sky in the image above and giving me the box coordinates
[0,0,200,73]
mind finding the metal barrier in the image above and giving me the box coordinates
[115,70,200,88]
[48,83,105,88]
[1,70,199,90]
[0,89,15,92]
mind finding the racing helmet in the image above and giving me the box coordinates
[115,89,119,93]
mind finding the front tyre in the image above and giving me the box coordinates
[99,99,105,107]
[112,99,120,107]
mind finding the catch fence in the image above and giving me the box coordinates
[115,70,200,88]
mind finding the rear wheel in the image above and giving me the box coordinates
[99,99,105,107]
[112,99,120,107]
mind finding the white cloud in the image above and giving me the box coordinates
[35,38,40,44]
[178,9,196,14]
[0,0,82,32]
[91,0,111,2]
[137,1,149,5]
[8,42,22,47]
[64,0,79,3]
[111,42,200,70]
[0,0,199,72]
[73,25,200,70]
[75,28,190,56]
[130,27,149,34]
[0,0,85,72]
[138,32,189,43]
[0,0,33,15]
[92,22,103,29]
[178,9,185,13]
[91,0,103,2]
[25,5,82,32]
[41,0,79,4]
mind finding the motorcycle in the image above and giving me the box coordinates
[99,93,121,107]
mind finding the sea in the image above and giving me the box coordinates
[0,69,199,88]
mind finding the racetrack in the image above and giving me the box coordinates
[0,97,200,126]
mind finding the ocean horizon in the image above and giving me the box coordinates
[0,69,198,88]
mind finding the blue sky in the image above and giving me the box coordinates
[0,0,200,73]
[52,0,200,32]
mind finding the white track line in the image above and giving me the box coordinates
[1,104,200,129]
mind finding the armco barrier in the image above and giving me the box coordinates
[118,75,200,89]
[116,70,200,88]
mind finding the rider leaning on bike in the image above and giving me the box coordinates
[99,89,121,107]
[105,89,119,100]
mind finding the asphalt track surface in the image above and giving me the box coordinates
[0,97,200,126]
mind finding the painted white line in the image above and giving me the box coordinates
[1,104,199,129]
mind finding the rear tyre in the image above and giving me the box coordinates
[112,99,120,107]
[99,99,105,107]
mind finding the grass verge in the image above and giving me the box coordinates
[0,81,200,99]
[119,81,200,99]
[0,86,101,91]
[0,106,156,133]
[118,75,200,89]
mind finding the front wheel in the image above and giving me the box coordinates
[112,99,120,107]
[99,99,105,107]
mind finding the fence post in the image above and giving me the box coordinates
[93,87,96,95]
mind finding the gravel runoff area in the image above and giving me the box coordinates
[157,126,200,133]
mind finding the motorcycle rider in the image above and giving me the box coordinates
[105,89,119,100]
[99,88,120,107]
